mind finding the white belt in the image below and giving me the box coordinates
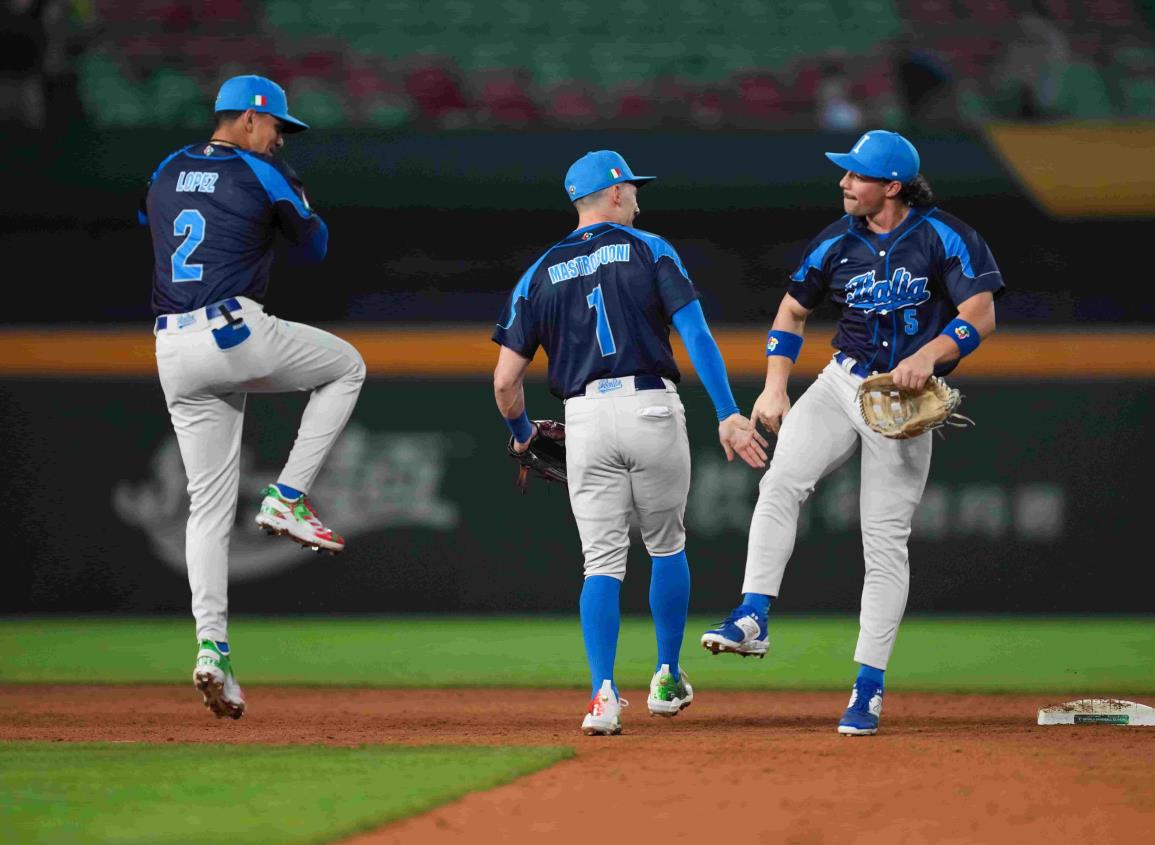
[573,375,677,399]
[154,296,261,335]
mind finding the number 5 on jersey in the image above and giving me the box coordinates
[172,208,206,283]
[586,284,617,356]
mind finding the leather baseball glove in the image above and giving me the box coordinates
[857,373,974,440]
[508,420,567,491]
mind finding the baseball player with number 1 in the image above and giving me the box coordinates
[493,150,767,736]
[142,75,366,719]
[702,130,1004,735]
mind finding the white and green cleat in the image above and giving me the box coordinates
[647,664,694,717]
[255,484,345,553]
[194,640,246,720]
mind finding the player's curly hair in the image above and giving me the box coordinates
[899,174,935,208]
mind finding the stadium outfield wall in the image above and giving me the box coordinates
[3,324,1152,615]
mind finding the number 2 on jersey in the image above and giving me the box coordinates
[171,208,206,283]
[586,284,617,356]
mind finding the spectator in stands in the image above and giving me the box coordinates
[0,0,90,130]
[817,60,864,132]
[0,0,49,127]
[989,5,1071,119]
[892,32,962,130]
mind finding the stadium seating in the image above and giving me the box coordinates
[74,0,1155,129]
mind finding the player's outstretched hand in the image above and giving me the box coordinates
[751,388,791,435]
[719,413,769,469]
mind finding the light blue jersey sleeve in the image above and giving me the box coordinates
[671,300,740,422]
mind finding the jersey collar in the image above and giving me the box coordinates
[564,221,616,244]
[849,206,935,239]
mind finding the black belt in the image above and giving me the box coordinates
[632,374,666,391]
[155,297,242,331]
[566,374,666,399]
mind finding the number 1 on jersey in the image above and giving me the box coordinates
[172,208,206,283]
[586,284,617,356]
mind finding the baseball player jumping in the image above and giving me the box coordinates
[493,150,767,736]
[701,130,1004,735]
[142,75,366,719]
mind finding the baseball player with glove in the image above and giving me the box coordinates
[493,150,767,736]
[142,75,366,719]
[701,130,1004,735]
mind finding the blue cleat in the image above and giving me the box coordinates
[838,679,883,736]
[700,605,769,658]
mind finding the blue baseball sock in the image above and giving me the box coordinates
[580,575,621,697]
[857,663,885,688]
[742,592,771,616]
[275,483,304,500]
[650,551,690,680]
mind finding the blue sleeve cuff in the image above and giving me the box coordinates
[672,301,740,422]
[942,318,980,357]
[766,330,803,361]
[504,410,534,443]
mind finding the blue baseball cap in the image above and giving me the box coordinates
[564,150,655,202]
[214,75,309,133]
[825,130,920,183]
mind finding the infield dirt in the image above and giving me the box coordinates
[3,686,1153,844]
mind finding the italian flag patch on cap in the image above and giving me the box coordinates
[253,94,267,106]
[609,167,622,178]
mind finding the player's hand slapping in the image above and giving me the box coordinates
[719,413,769,469]
[751,388,792,436]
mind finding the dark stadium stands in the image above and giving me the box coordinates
[69,0,1153,129]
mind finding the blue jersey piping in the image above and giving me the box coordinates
[236,151,312,218]
[925,212,976,278]
[615,225,691,280]
[791,233,846,282]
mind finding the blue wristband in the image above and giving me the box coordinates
[766,330,803,362]
[504,410,534,443]
[942,318,981,357]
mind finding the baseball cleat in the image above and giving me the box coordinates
[254,484,345,553]
[647,664,693,717]
[581,679,628,736]
[838,679,883,736]
[193,640,246,720]
[700,605,769,657]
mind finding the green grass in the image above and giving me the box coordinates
[0,743,570,845]
[2,615,1153,693]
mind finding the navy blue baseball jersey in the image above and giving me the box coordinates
[789,208,1004,376]
[142,142,328,316]
[492,222,700,400]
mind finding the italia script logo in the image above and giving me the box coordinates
[113,424,459,581]
[844,266,930,314]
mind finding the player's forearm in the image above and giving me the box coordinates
[762,355,794,393]
[771,309,807,336]
[922,294,997,367]
[493,377,526,419]
[763,297,809,392]
[671,301,741,421]
[493,345,533,416]
[915,334,962,368]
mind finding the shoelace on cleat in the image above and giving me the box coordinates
[588,692,630,715]
[848,683,881,713]
[711,606,762,630]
